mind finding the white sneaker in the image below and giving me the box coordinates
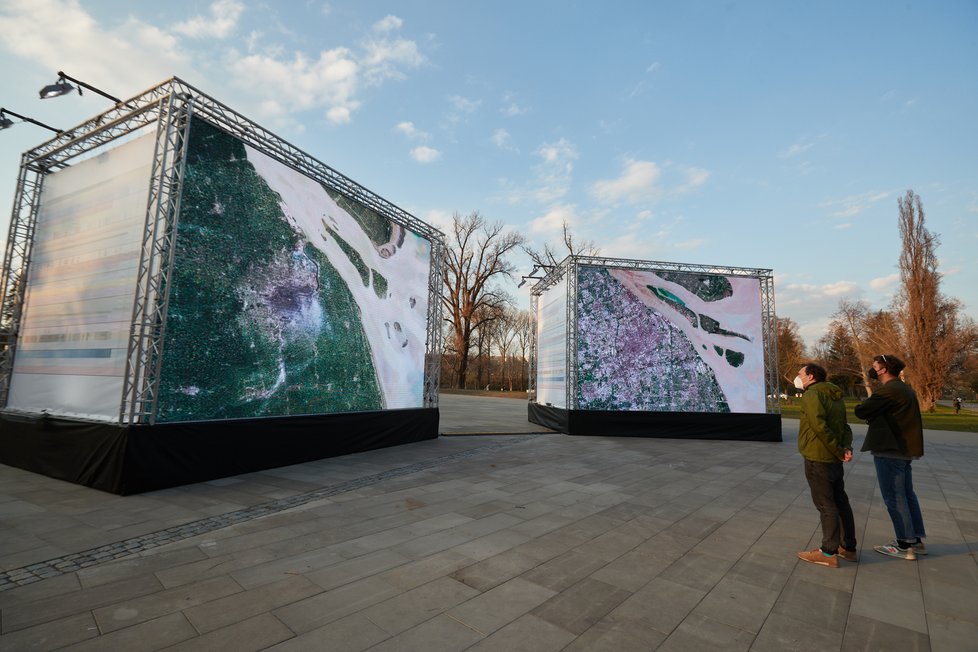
[874,542,916,560]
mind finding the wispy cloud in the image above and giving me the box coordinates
[449,95,481,113]
[819,191,890,218]
[410,146,441,163]
[172,0,244,39]
[491,127,517,151]
[775,279,864,346]
[0,2,428,128]
[395,121,429,140]
[591,159,708,205]
[373,15,403,33]
[499,91,528,117]
[498,137,578,205]
[779,140,814,158]
[869,274,899,291]
[529,203,581,235]
[0,0,191,96]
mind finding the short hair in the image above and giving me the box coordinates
[873,354,905,375]
[801,362,827,383]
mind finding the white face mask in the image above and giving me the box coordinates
[793,375,805,390]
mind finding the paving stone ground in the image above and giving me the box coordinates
[1,395,977,651]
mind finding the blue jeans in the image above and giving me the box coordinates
[874,456,926,543]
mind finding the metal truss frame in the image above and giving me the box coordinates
[759,274,779,413]
[528,255,779,413]
[422,241,445,407]
[527,292,538,398]
[120,91,194,424]
[0,155,45,406]
[0,77,445,421]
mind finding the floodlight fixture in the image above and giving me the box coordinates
[0,107,62,134]
[39,71,122,104]
[518,263,555,288]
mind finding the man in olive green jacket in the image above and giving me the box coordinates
[795,363,856,568]
[855,354,926,560]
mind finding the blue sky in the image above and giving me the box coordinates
[1,0,976,346]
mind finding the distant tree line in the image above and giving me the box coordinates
[777,190,978,410]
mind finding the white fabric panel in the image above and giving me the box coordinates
[6,133,155,421]
[535,277,567,409]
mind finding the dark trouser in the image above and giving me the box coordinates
[804,459,856,554]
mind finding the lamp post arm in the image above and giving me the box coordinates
[0,107,62,133]
[58,71,123,105]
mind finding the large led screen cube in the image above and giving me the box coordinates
[536,264,766,414]
[577,265,765,413]
[155,120,432,422]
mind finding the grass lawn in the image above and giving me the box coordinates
[778,398,978,433]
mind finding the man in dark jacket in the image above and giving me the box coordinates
[795,363,856,568]
[855,354,926,560]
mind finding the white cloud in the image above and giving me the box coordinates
[422,209,454,232]
[373,15,403,33]
[496,137,579,205]
[775,279,864,347]
[869,274,899,291]
[327,105,353,124]
[646,62,661,73]
[592,159,662,204]
[0,0,191,97]
[229,48,361,124]
[411,146,441,163]
[531,138,578,202]
[172,0,244,39]
[833,223,853,230]
[501,102,527,117]
[0,1,426,129]
[491,128,511,148]
[677,167,710,194]
[820,191,890,218]
[591,159,709,205]
[396,121,429,140]
[529,204,580,235]
[449,95,481,113]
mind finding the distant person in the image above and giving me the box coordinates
[954,397,962,414]
[794,363,857,568]
[855,354,927,560]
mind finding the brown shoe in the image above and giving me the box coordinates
[798,549,838,568]
[837,547,858,562]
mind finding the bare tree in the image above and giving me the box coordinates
[863,308,903,359]
[831,299,876,396]
[775,317,806,393]
[817,322,862,394]
[523,221,600,268]
[513,309,532,391]
[895,190,965,411]
[442,212,524,389]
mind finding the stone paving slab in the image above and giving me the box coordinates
[1,397,978,650]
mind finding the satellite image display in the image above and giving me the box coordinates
[155,120,431,422]
[576,265,764,413]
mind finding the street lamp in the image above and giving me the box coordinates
[0,107,62,134]
[39,71,122,105]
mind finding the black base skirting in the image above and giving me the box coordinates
[0,408,439,495]
[528,403,781,442]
